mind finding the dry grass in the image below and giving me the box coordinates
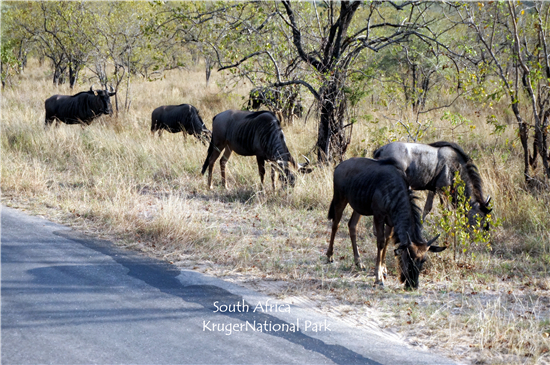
[2,59,550,364]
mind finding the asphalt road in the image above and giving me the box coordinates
[1,205,457,364]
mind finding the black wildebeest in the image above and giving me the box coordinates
[201,110,310,190]
[151,104,211,142]
[373,141,491,226]
[248,87,303,124]
[327,157,444,289]
[45,86,116,127]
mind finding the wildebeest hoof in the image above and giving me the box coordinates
[326,256,334,264]
[355,262,366,271]
[374,281,385,288]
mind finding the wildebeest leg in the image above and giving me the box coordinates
[326,197,347,263]
[206,147,222,190]
[45,118,54,129]
[220,147,233,189]
[256,156,266,187]
[380,225,393,279]
[348,210,365,270]
[423,191,436,220]
[373,216,386,286]
[270,166,276,190]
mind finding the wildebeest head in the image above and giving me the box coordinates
[90,86,116,116]
[468,196,492,230]
[192,112,212,144]
[275,156,312,187]
[395,234,445,290]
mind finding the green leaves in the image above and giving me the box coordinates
[436,172,501,261]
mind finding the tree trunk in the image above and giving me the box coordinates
[205,56,212,86]
[316,79,350,163]
[511,103,531,181]
[69,62,79,89]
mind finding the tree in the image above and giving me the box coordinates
[6,1,95,88]
[450,1,550,183]
[170,1,451,163]
[1,3,28,88]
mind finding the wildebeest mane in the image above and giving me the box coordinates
[429,141,486,209]
[384,179,423,245]
[200,110,290,176]
[242,111,291,162]
[57,92,104,124]
[329,159,423,244]
[244,110,275,120]
[429,141,468,160]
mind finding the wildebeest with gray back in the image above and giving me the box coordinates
[151,104,211,142]
[45,86,116,127]
[373,141,491,226]
[201,110,310,189]
[327,157,444,289]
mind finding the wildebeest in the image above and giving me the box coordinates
[248,87,303,124]
[201,110,310,190]
[45,86,116,127]
[326,157,444,289]
[151,104,211,142]
[373,141,491,226]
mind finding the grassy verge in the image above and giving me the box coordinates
[2,61,550,364]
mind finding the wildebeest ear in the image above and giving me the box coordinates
[394,248,403,256]
[428,245,447,253]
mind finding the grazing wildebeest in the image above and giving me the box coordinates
[373,141,491,226]
[45,86,116,127]
[326,157,444,289]
[248,87,303,123]
[201,110,310,189]
[151,104,211,142]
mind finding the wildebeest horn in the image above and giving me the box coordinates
[108,84,116,96]
[297,155,313,174]
[427,234,441,246]
[485,196,491,205]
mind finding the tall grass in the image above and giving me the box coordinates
[2,59,549,364]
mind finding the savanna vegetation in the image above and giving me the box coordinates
[2,1,550,364]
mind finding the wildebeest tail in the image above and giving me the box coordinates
[328,199,336,220]
[201,140,214,175]
[372,146,383,159]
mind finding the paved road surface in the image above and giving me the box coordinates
[1,205,457,364]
